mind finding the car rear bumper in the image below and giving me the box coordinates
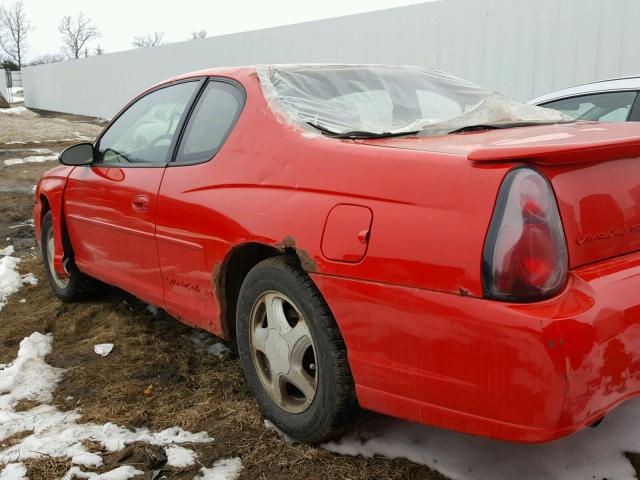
[312,251,640,443]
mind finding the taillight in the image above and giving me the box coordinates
[482,167,568,301]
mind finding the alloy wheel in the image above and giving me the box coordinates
[249,291,318,413]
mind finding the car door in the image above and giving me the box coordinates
[155,78,245,329]
[64,80,201,306]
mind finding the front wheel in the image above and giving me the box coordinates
[236,256,360,443]
[41,211,95,301]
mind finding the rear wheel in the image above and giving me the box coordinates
[41,211,95,301]
[236,256,360,443]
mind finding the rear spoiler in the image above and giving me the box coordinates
[468,123,640,165]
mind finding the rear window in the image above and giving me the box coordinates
[258,64,570,137]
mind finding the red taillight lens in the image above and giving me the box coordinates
[483,168,568,301]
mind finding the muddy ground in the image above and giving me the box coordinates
[0,110,447,479]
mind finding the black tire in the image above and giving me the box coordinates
[41,210,95,301]
[236,256,360,443]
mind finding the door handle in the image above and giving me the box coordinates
[132,194,150,212]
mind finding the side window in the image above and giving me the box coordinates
[174,81,244,164]
[98,81,198,165]
[542,91,638,123]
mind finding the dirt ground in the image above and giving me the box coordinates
[0,109,447,479]
[0,108,103,144]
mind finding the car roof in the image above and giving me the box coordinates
[169,63,416,82]
[529,76,640,105]
[172,65,257,81]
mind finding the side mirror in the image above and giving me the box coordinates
[59,143,94,166]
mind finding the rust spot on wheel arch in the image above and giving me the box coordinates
[212,260,229,338]
[211,239,317,339]
[275,235,317,272]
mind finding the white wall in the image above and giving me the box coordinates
[23,0,640,119]
[0,70,8,102]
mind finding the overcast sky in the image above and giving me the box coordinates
[18,0,428,61]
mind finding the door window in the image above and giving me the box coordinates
[98,81,198,165]
[174,81,244,164]
[542,91,638,122]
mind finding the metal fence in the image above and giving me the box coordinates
[22,0,640,119]
[1,70,22,103]
[10,71,22,88]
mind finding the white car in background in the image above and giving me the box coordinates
[530,76,640,122]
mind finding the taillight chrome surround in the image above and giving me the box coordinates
[482,167,568,302]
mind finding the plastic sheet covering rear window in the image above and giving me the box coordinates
[257,64,571,137]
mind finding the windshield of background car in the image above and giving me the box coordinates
[257,64,571,136]
[541,91,638,122]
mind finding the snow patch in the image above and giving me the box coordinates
[263,419,296,444]
[195,458,243,480]
[0,333,60,410]
[62,465,143,480]
[0,107,27,115]
[0,333,212,475]
[72,131,94,140]
[0,463,27,480]
[185,331,229,358]
[8,219,34,230]
[165,445,196,468]
[0,246,38,312]
[5,137,93,144]
[4,154,58,166]
[4,147,51,154]
[207,343,229,356]
[323,407,640,480]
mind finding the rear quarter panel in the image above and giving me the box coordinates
[233,72,512,297]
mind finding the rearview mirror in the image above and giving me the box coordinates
[59,143,94,166]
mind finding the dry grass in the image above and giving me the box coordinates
[0,431,33,450]
[24,456,73,480]
[0,254,446,479]
[13,399,42,412]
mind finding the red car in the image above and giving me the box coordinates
[34,64,640,444]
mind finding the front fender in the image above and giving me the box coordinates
[35,165,76,276]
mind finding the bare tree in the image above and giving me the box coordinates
[0,1,33,68]
[59,12,101,60]
[132,32,164,48]
[190,30,207,40]
[94,44,105,56]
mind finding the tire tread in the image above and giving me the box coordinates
[237,255,361,443]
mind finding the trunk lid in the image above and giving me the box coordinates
[543,157,640,268]
[359,122,640,165]
[360,122,640,268]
